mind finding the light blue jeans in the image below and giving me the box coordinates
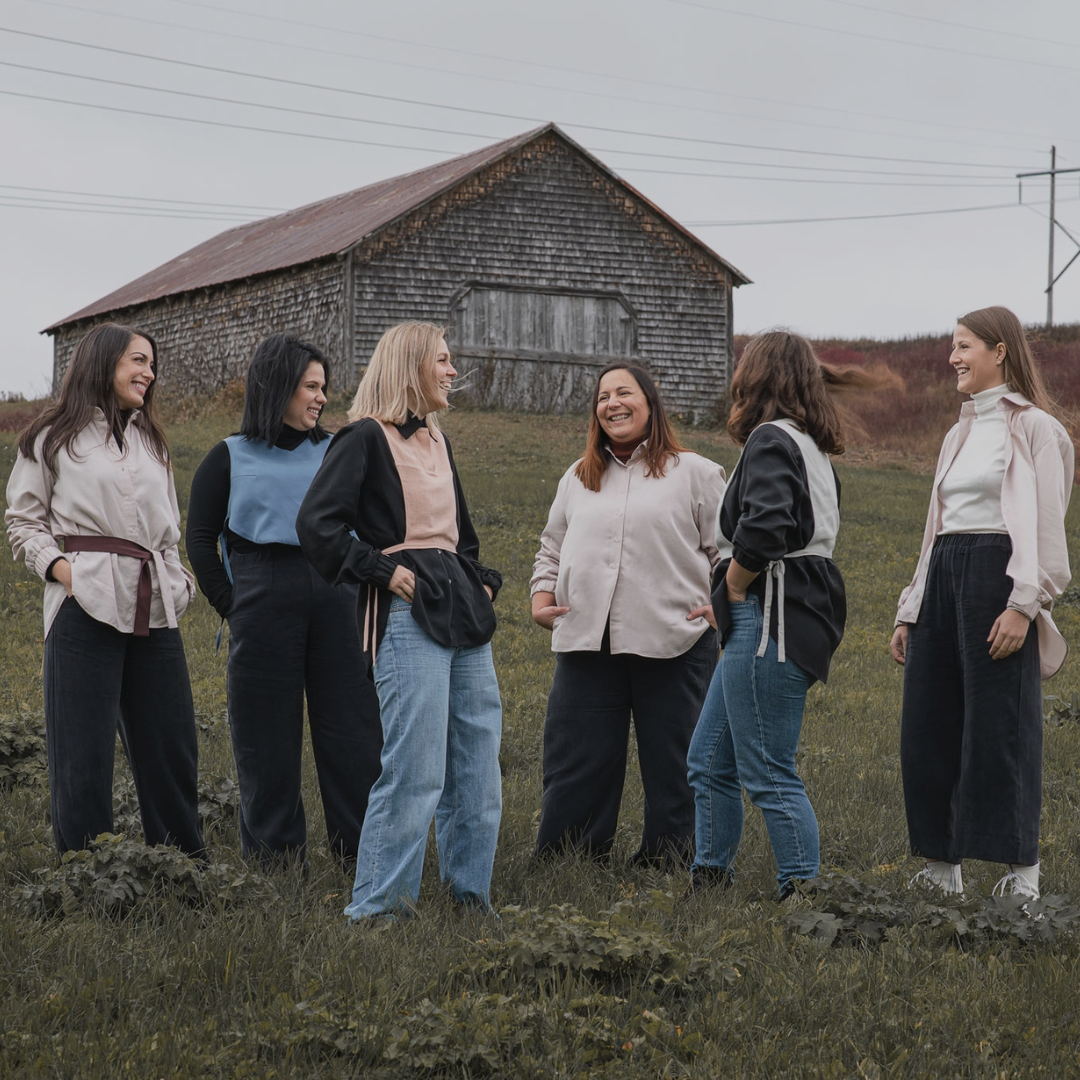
[687,595,819,895]
[344,597,502,920]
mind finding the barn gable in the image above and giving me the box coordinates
[47,124,750,418]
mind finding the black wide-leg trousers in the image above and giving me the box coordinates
[535,627,717,867]
[226,546,382,866]
[900,534,1042,866]
[43,596,205,857]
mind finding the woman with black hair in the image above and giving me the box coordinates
[186,333,381,868]
[6,323,204,856]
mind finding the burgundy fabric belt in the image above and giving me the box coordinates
[61,535,154,636]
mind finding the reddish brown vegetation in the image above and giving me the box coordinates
[736,325,1080,470]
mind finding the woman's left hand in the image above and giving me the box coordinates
[687,604,716,630]
[987,608,1031,660]
[484,585,494,600]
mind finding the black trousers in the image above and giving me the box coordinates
[42,596,204,856]
[226,547,382,866]
[900,534,1042,866]
[535,627,717,867]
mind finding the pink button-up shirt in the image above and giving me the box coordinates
[531,446,725,659]
[896,392,1074,678]
[6,410,194,639]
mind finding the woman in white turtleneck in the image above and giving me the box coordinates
[890,306,1073,901]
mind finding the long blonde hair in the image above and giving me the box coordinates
[348,322,448,431]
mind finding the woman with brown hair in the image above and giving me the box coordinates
[298,322,503,920]
[890,306,1072,900]
[531,363,725,867]
[5,323,203,856]
[687,330,855,899]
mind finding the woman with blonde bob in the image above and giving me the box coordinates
[891,306,1072,900]
[298,322,503,920]
[687,330,861,900]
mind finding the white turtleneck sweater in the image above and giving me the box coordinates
[938,383,1010,535]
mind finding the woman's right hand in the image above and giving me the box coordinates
[51,558,74,597]
[532,590,570,631]
[890,624,909,665]
[388,564,416,602]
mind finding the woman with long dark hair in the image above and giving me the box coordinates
[687,331,858,899]
[531,362,725,867]
[6,323,203,856]
[891,306,1072,899]
[186,333,382,868]
[298,322,503,920]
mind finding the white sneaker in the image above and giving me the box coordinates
[992,871,1040,900]
[909,865,965,898]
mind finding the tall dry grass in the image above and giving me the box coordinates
[735,323,1080,470]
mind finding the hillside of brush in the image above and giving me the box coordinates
[736,322,1080,469]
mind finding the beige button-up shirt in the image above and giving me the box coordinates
[896,392,1073,678]
[531,446,725,658]
[6,410,194,639]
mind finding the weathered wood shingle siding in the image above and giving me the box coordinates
[350,136,730,418]
[52,260,346,397]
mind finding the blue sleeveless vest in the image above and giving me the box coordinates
[224,435,330,547]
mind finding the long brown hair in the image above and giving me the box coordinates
[728,330,873,454]
[957,305,1053,413]
[574,363,687,492]
[17,323,170,472]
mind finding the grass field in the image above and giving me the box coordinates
[2,397,1080,1077]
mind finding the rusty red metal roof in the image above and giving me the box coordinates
[47,123,750,330]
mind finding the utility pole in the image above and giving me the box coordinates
[1017,147,1080,329]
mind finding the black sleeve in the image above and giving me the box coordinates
[185,440,234,618]
[296,421,400,589]
[727,426,813,572]
[445,435,503,599]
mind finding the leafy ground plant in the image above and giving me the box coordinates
[0,709,46,788]
[16,833,277,919]
[788,870,1080,947]
[468,898,742,994]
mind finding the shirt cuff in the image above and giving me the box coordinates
[36,545,66,582]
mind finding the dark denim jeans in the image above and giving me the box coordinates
[226,546,382,867]
[900,534,1042,866]
[535,627,717,867]
[42,596,204,856]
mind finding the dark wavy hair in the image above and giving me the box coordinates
[957,306,1053,413]
[574,362,687,492]
[239,333,330,445]
[728,330,876,454]
[17,323,169,471]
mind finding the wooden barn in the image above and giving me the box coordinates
[46,124,751,418]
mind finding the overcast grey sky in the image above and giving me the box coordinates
[2,0,1079,396]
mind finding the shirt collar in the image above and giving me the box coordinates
[396,414,430,440]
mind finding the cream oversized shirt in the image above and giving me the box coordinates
[896,392,1073,678]
[531,446,725,658]
[6,410,195,639]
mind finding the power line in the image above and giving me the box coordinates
[0,182,287,213]
[0,88,462,155]
[685,199,1073,227]
[0,26,1036,171]
[668,0,1080,74]
[813,0,1080,53]
[26,0,1053,154]
[0,196,261,221]
[0,60,1020,182]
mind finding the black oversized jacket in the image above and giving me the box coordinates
[713,423,846,684]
